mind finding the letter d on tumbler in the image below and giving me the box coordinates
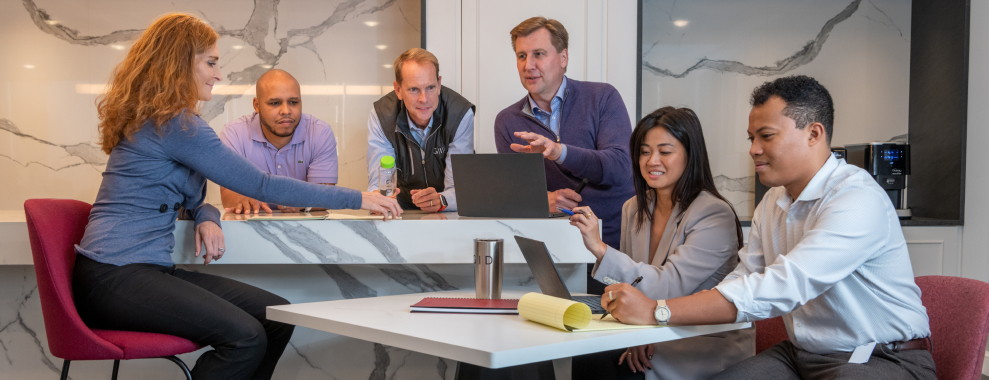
[474,238,504,299]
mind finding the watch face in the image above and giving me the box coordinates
[657,308,671,321]
[655,304,671,323]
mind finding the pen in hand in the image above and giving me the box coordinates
[600,276,644,320]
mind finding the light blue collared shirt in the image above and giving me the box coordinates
[406,115,433,147]
[527,77,568,163]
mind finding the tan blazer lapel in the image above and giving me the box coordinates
[652,202,686,267]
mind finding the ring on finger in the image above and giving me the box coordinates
[609,291,614,300]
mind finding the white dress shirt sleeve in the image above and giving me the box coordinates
[716,185,896,322]
[440,108,475,211]
[366,109,395,191]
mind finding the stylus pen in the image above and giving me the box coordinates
[600,276,644,320]
[575,178,589,193]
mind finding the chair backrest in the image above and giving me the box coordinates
[916,275,989,380]
[24,199,124,359]
[754,316,788,354]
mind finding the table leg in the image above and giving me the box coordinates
[454,360,555,380]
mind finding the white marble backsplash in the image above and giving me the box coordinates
[0,0,420,210]
[642,0,911,217]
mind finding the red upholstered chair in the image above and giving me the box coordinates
[916,275,989,380]
[754,316,788,354]
[752,276,989,379]
[24,199,202,380]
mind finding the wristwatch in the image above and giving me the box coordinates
[654,299,671,325]
[437,195,448,212]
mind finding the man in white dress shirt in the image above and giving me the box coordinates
[601,75,934,379]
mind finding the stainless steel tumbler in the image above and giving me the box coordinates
[474,238,504,299]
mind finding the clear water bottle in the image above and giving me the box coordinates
[378,155,397,196]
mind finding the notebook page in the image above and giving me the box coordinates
[518,292,664,332]
[518,292,591,331]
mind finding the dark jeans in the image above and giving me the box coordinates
[73,255,295,380]
[572,348,644,380]
[711,340,936,380]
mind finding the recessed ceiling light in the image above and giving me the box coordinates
[673,19,689,28]
[260,64,273,69]
[383,64,393,69]
[110,44,126,50]
[364,21,379,27]
[375,44,388,50]
[232,45,244,50]
[44,20,59,26]
[24,64,36,69]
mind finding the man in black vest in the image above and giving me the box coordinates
[367,48,475,212]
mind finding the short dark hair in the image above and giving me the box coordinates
[510,16,568,52]
[750,75,834,144]
[629,107,742,249]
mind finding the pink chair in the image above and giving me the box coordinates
[753,276,989,379]
[916,275,989,380]
[24,199,202,380]
[754,316,788,354]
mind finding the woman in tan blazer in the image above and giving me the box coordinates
[570,107,754,379]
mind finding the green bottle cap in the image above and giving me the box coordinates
[380,155,395,169]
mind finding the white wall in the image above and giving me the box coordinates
[962,0,989,282]
[426,0,638,154]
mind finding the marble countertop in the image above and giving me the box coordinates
[2,209,594,265]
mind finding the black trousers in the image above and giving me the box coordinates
[73,255,295,380]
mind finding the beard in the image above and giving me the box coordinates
[262,120,298,138]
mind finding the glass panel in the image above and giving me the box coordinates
[639,0,910,218]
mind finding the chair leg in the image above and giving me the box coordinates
[111,359,120,380]
[60,359,70,380]
[161,355,193,380]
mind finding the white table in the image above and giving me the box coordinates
[267,290,750,375]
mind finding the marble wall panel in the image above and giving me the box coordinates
[641,0,911,218]
[0,263,585,379]
[0,0,421,210]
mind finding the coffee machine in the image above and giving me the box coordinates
[844,143,911,219]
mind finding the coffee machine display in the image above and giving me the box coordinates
[844,143,911,219]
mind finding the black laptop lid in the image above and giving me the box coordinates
[452,153,551,218]
[514,235,573,299]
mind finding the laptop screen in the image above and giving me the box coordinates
[514,235,574,299]
[451,153,553,218]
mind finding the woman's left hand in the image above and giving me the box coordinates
[618,344,654,374]
[194,221,225,265]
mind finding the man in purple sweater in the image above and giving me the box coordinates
[494,16,634,251]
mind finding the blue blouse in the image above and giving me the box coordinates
[76,112,361,267]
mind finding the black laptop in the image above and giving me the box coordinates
[451,153,564,218]
[514,235,605,313]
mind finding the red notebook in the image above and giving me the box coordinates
[410,297,520,314]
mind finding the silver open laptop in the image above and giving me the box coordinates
[514,235,605,313]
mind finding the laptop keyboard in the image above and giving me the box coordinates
[572,295,606,314]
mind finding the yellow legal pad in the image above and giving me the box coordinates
[517,292,662,332]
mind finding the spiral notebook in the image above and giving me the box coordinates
[409,297,520,314]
